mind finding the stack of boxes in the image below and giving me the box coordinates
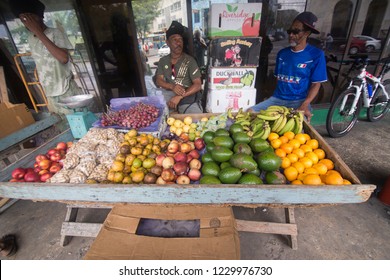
[206,3,263,113]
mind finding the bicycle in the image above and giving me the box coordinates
[326,54,390,138]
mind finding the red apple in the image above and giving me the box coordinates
[188,168,201,181]
[167,142,180,154]
[162,156,175,169]
[66,141,73,148]
[49,162,62,173]
[39,169,49,175]
[50,152,62,162]
[56,142,68,150]
[25,168,35,174]
[179,133,189,142]
[176,175,190,185]
[156,176,167,185]
[34,167,41,173]
[186,155,193,163]
[161,168,175,182]
[34,162,39,168]
[188,142,196,150]
[173,152,187,163]
[11,168,26,179]
[180,142,193,153]
[188,149,200,159]
[242,16,260,36]
[38,159,52,170]
[58,149,66,157]
[40,172,53,182]
[189,158,202,170]
[46,148,58,156]
[35,154,48,163]
[194,138,205,151]
[9,178,24,182]
[156,154,166,166]
[173,162,189,176]
[24,172,41,182]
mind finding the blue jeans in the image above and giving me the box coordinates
[249,96,311,112]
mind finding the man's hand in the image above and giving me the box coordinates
[20,14,45,36]
[172,84,186,96]
[168,95,183,110]
[297,104,313,123]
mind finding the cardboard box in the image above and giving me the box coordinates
[209,37,262,67]
[84,205,240,260]
[208,3,262,38]
[208,67,257,90]
[206,88,256,113]
[0,102,35,139]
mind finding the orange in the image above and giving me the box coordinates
[275,148,287,158]
[271,139,283,149]
[278,135,289,144]
[300,144,313,153]
[289,139,301,149]
[268,132,279,141]
[299,157,313,169]
[280,143,294,154]
[326,170,341,177]
[291,179,303,185]
[305,151,319,164]
[292,148,305,158]
[281,157,291,169]
[297,173,307,181]
[287,153,299,163]
[283,131,295,140]
[294,133,307,145]
[284,166,298,182]
[303,174,322,185]
[325,172,344,185]
[304,167,319,175]
[319,159,334,170]
[292,162,305,174]
[343,179,352,185]
[312,163,328,175]
[303,133,311,142]
[313,148,326,160]
[307,139,319,150]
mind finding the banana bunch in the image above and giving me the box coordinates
[250,119,271,139]
[256,106,304,135]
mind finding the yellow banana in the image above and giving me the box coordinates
[260,125,271,140]
[257,112,282,121]
[271,115,283,132]
[292,116,303,134]
[227,108,234,119]
[278,117,295,135]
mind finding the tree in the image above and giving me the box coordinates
[132,0,161,42]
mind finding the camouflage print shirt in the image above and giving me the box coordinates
[28,27,74,97]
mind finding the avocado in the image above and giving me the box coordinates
[233,143,253,155]
[229,153,258,172]
[265,171,287,184]
[218,167,242,184]
[201,152,214,163]
[232,132,251,144]
[213,136,234,150]
[246,168,261,176]
[220,162,232,169]
[238,173,264,184]
[249,138,271,153]
[214,128,230,137]
[256,151,282,172]
[206,142,216,153]
[201,162,220,177]
[211,146,233,162]
[199,175,221,184]
[229,123,244,134]
[203,131,215,145]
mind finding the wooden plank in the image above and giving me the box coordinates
[0,183,375,205]
[0,199,18,214]
[0,129,73,182]
[61,222,102,238]
[285,207,298,250]
[0,198,10,208]
[236,219,297,236]
[0,114,61,152]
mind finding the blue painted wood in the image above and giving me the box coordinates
[0,129,73,182]
[0,113,61,151]
[0,183,376,205]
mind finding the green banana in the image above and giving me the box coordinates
[278,117,295,135]
[227,108,234,119]
[257,112,282,121]
[260,126,271,140]
[235,120,251,126]
[252,128,265,139]
[275,115,287,134]
[271,115,284,132]
[292,116,303,134]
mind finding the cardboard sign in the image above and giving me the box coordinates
[208,67,257,90]
[209,37,262,67]
[208,3,262,38]
[206,88,256,113]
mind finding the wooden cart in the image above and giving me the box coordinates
[0,114,376,250]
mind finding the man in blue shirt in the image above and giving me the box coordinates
[249,12,327,123]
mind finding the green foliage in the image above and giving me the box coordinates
[132,0,161,41]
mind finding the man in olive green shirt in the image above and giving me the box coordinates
[156,21,203,114]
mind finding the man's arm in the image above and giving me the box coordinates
[297,82,321,123]
[156,74,185,96]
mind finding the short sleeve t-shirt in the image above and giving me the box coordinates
[28,27,74,97]
[273,44,327,100]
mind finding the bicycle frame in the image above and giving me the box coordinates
[342,64,389,115]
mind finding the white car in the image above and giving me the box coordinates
[354,35,382,52]
[158,44,170,57]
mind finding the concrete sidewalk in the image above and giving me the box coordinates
[1,114,390,260]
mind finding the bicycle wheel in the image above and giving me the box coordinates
[326,88,361,138]
[367,79,390,122]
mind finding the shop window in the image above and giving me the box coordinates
[362,0,388,37]
[331,0,353,38]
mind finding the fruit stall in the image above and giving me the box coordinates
[0,98,376,250]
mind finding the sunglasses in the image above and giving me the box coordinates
[287,28,305,35]
[171,64,176,80]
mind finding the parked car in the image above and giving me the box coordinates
[353,35,382,52]
[158,44,170,57]
[340,36,366,55]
